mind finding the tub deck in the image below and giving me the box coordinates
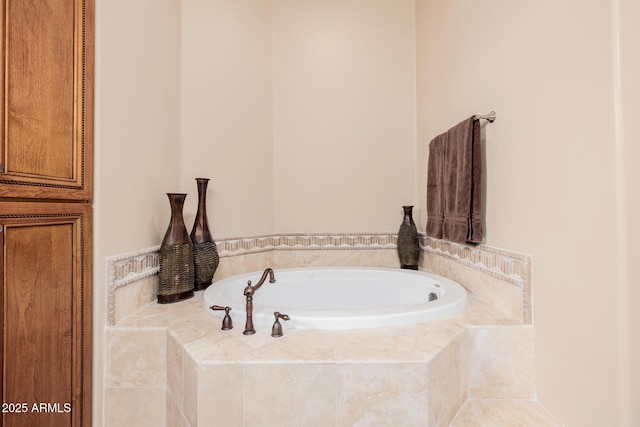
[107,292,534,426]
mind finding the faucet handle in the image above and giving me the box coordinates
[210,305,233,330]
[275,312,290,321]
[271,311,290,338]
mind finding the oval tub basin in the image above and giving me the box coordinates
[203,267,467,330]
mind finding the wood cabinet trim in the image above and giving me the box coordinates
[0,0,94,201]
[0,202,92,426]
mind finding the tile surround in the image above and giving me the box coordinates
[337,363,431,426]
[106,247,160,326]
[105,328,165,387]
[105,386,165,427]
[104,233,535,426]
[245,363,337,426]
[106,293,529,426]
[421,236,531,323]
[106,232,531,325]
[467,326,535,399]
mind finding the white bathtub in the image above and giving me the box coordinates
[203,267,467,330]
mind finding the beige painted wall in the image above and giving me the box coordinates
[272,0,417,233]
[180,0,274,237]
[178,0,418,234]
[416,0,637,425]
[94,0,182,425]
[617,0,640,423]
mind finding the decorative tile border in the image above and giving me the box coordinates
[105,234,399,325]
[217,233,398,255]
[421,235,530,286]
[106,234,396,291]
[421,235,532,324]
[106,247,160,325]
[106,233,532,325]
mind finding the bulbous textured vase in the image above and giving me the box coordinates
[397,205,420,270]
[190,178,219,291]
[158,193,195,303]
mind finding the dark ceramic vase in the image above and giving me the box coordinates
[397,205,420,270]
[158,193,195,303]
[190,178,219,291]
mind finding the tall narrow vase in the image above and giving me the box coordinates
[397,205,420,270]
[190,178,219,291]
[158,193,195,303]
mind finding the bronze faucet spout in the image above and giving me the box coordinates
[243,268,275,297]
[243,268,276,335]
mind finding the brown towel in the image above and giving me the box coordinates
[426,116,483,244]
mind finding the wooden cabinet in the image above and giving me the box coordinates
[0,0,93,201]
[0,203,92,427]
[0,1,94,426]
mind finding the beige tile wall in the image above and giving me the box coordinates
[104,328,167,426]
[104,233,533,426]
[106,306,530,426]
[106,233,530,326]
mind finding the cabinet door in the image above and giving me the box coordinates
[0,0,94,200]
[0,202,91,427]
